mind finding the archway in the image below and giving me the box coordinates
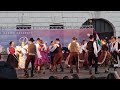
[82,18,115,41]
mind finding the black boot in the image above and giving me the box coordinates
[76,69,79,73]
[76,66,79,73]
[104,68,109,73]
[31,73,34,77]
[104,70,109,73]
[24,69,29,78]
[95,64,99,74]
[56,68,58,72]
[31,70,34,77]
[114,67,118,71]
[60,64,64,72]
[70,69,73,73]
[89,66,92,74]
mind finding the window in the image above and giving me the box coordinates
[16,25,31,29]
[49,25,64,29]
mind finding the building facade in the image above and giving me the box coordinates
[0,11,119,37]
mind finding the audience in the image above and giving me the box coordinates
[89,75,96,79]
[63,76,69,79]
[106,73,116,79]
[49,76,59,79]
[71,74,79,79]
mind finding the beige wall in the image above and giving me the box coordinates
[0,11,119,37]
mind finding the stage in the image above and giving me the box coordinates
[16,66,117,79]
[0,55,119,79]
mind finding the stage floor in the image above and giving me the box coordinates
[1,55,119,79]
[16,67,119,79]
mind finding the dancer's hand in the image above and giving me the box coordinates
[95,54,98,57]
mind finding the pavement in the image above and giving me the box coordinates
[16,66,119,79]
[1,55,120,79]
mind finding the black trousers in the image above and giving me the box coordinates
[112,51,120,64]
[69,52,79,71]
[25,55,35,75]
[88,52,98,72]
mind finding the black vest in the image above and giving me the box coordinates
[87,41,94,52]
[53,43,62,54]
[118,42,120,50]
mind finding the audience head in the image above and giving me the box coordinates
[106,73,116,79]
[71,74,79,79]
[63,76,69,79]
[89,75,96,79]
[49,76,59,79]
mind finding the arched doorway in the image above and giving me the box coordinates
[82,18,115,41]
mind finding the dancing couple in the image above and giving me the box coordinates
[34,38,50,74]
[49,38,64,72]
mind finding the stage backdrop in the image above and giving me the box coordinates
[0,28,93,49]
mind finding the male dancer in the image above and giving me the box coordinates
[114,37,120,68]
[24,38,36,78]
[52,38,64,72]
[68,37,80,73]
[49,41,55,71]
[110,36,117,68]
[86,35,99,74]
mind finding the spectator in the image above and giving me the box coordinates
[63,76,69,79]
[71,74,79,79]
[89,75,96,79]
[106,73,116,79]
[49,76,59,79]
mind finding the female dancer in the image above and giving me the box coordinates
[35,40,50,74]
[16,41,31,69]
[7,41,18,68]
[98,39,115,73]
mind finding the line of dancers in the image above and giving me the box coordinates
[6,35,120,78]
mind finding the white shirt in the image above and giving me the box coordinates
[23,44,28,53]
[93,41,98,57]
[110,41,116,52]
[82,43,87,52]
[49,44,59,52]
[43,43,47,51]
[35,44,42,58]
[114,41,120,53]
[0,45,3,53]
[79,45,83,53]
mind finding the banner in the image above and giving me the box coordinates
[0,28,93,48]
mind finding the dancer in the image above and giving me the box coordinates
[35,40,50,74]
[98,39,115,73]
[114,37,120,67]
[86,35,99,74]
[81,40,88,69]
[52,38,64,72]
[24,38,36,78]
[16,41,31,69]
[7,41,18,68]
[68,37,80,73]
[44,41,50,69]
[0,45,3,60]
[110,36,117,68]
[34,38,42,73]
[49,41,55,71]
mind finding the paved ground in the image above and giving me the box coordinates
[16,66,119,79]
[1,55,120,79]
